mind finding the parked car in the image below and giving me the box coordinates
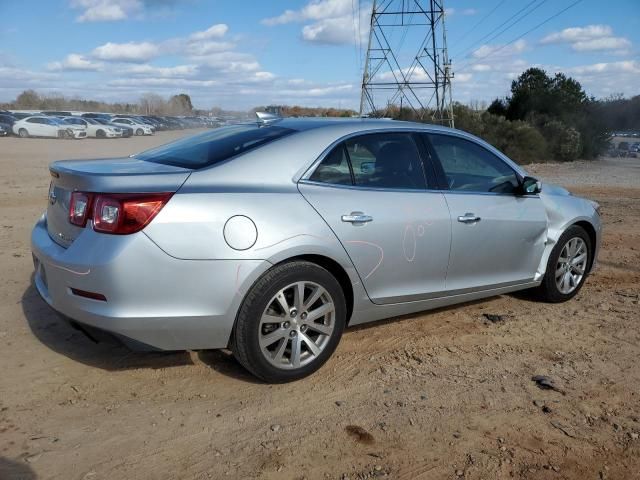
[42,110,73,117]
[55,118,88,139]
[31,118,602,382]
[12,116,85,138]
[161,116,184,129]
[0,113,17,134]
[113,115,156,131]
[111,117,154,135]
[0,125,7,136]
[62,117,122,138]
[81,113,113,122]
[92,118,133,138]
[10,112,37,120]
[139,116,166,130]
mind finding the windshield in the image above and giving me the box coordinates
[136,124,296,169]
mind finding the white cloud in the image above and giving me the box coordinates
[302,16,357,44]
[92,41,160,62]
[446,8,477,16]
[455,73,473,83]
[540,24,631,53]
[47,53,103,71]
[541,24,611,44]
[564,60,640,75]
[184,41,236,56]
[189,24,229,41]
[123,64,198,77]
[263,0,370,45]
[471,39,527,59]
[69,0,142,22]
[262,0,352,26]
[572,37,631,52]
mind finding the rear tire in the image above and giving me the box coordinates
[18,128,29,138]
[535,225,591,303]
[232,261,346,383]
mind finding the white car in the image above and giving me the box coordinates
[62,117,123,139]
[12,116,86,139]
[111,117,154,136]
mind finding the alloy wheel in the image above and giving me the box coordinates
[555,237,588,294]
[258,281,335,370]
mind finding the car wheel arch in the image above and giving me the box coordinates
[571,220,597,272]
[232,254,354,342]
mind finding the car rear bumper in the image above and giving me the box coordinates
[30,215,271,350]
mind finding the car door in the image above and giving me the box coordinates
[299,131,452,305]
[26,118,44,136]
[424,133,548,292]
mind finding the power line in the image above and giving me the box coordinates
[454,0,507,45]
[456,0,585,74]
[452,0,540,58]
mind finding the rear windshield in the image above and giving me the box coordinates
[135,124,296,169]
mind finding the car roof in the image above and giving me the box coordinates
[263,117,456,135]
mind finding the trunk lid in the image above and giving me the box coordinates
[47,157,191,247]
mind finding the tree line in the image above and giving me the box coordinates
[389,68,639,164]
[1,90,197,116]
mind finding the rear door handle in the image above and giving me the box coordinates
[342,212,373,224]
[457,213,481,223]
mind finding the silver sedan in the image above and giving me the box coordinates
[31,118,602,382]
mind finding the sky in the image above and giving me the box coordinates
[0,0,638,111]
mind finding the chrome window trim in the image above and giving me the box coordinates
[298,179,439,194]
[298,179,540,198]
[300,128,434,192]
[299,127,530,193]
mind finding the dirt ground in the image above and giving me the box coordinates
[0,132,638,480]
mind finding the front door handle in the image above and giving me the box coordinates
[342,212,373,224]
[457,213,481,223]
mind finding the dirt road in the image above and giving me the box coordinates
[1,132,638,479]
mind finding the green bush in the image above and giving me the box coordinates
[452,104,547,164]
[542,120,581,162]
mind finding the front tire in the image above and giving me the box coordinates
[232,261,346,383]
[18,128,29,138]
[536,225,591,302]
[96,129,106,138]
[136,128,143,136]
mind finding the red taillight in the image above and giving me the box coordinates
[69,192,93,226]
[68,192,172,235]
[93,193,173,234]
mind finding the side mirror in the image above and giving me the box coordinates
[520,176,542,195]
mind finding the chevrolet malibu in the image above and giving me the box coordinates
[31,118,601,382]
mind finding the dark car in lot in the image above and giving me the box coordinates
[161,116,184,129]
[0,113,17,134]
[10,112,36,120]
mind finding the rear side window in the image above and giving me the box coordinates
[309,145,352,185]
[309,132,427,190]
[136,124,296,169]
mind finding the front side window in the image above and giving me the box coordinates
[309,132,427,190]
[136,124,296,169]
[428,134,520,194]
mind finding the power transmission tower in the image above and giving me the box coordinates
[359,0,455,127]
